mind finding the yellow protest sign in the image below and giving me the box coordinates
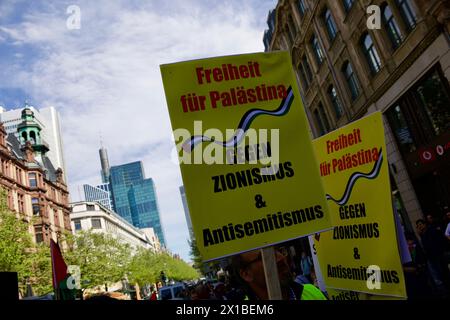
[312,112,407,298]
[326,288,404,300]
[161,51,332,261]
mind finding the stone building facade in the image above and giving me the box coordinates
[264,0,450,235]
[0,107,71,244]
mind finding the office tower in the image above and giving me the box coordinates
[83,184,113,211]
[109,161,166,246]
[99,147,110,183]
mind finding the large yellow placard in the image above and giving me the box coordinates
[326,288,404,300]
[313,112,406,297]
[161,51,332,261]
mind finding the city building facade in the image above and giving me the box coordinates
[0,107,71,244]
[70,201,161,252]
[264,0,450,236]
[110,161,166,246]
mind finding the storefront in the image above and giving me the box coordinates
[386,63,450,222]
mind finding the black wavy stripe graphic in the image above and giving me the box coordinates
[182,86,294,152]
[326,148,383,206]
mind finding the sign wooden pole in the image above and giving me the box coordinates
[261,246,282,300]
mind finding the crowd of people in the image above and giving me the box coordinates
[86,210,450,301]
[142,246,326,301]
[406,210,450,299]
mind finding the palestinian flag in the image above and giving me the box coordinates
[50,239,76,300]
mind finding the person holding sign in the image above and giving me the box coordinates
[231,248,327,300]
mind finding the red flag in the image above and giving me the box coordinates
[50,239,68,291]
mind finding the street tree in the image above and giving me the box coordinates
[0,188,52,295]
[63,230,133,290]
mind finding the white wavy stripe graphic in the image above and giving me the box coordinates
[326,150,383,206]
[182,88,294,153]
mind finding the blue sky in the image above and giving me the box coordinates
[0,0,277,262]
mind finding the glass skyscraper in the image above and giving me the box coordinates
[83,183,113,211]
[109,161,166,246]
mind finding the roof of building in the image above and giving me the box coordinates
[5,133,59,182]
[70,201,159,246]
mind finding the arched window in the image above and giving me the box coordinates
[382,4,403,48]
[314,109,326,136]
[287,14,297,44]
[302,56,313,81]
[361,33,382,74]
[328,86,344,119]
[342,0,354,13]
[298,0,307,18]
[311,34,324,65]
[324,9,337,41]
[395,0,417,31]
[342,61,360,101]
[298,64,309,90]
[21,131,28,142]
[314,104,331,136]
[319,103,331,132]
[30,130,36,144]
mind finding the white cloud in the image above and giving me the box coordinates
[0,0,277,261]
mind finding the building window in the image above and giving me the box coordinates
[18,194,25,213]
[342,61,360,101]
[319,103,331,133]
[395,0,417,31]
[6,189,12,209]
[287,15,297,43]
[386,65,450,154]
[311,35,324,65]
[342,0,354,12]
[298,0,306,18]
[298,64,310,90]
[314,109,326,137]
[298,56,313,90]
[324,9,337,41]
[382,4,403,49]
[415,69,450,136]
[16,168,22,184]
[35,226,44,243]
[302,56,313,81]
[361,33,382,74]
[29,172,37,188]
[32,198,40,216]
[87,204,95,211]
[54,210,60,227]
[328,86,344,119]
[386,105,417,154]
[91,218,102,229]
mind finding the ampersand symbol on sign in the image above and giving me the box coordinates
[353,248,361,260]
[255,195,266,209]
